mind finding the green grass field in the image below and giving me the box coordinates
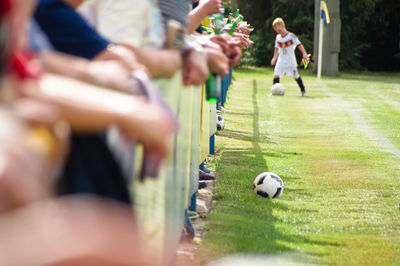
[197,67,400,265]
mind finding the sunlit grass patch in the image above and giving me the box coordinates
[197,67,400,265]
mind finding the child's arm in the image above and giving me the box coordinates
[187,0,222,33]
[270,48,279,66]
[297,44,312,68]
[297,44,308,59]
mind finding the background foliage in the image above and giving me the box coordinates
[225,0,400,71]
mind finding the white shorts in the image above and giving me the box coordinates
[274,65,300,79]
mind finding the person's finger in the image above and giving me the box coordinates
[229,47,242,67]
[215,40,230,53]
[227,38,240,46]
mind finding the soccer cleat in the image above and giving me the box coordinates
[301,91,306,97]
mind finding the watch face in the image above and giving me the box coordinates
[165,19,185,50]
[173,30,185,50]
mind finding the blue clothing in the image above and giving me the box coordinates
[34,0,110,59]
[60,135,131,203]
[33,0,130,204]
[221,69,232,107]
[28,20,53,52]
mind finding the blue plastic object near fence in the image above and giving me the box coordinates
[221,73,229,107]
[217,69,232,109]
[209,135,215,155]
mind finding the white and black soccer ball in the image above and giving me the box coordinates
[253,172,284,198]
[216,114,225,131]
[271,83,285,96]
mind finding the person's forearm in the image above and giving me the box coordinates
[33,73,144,133]
[273,48,279,60]
[187,6,209,33]
[39,51,137,95]
[0,197,158,266]
[122,45,182,78]
[298,44,308,57]
[62,0,85,8]
[39,52,93,85]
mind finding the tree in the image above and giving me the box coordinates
[236,0,400,71]
[236,0,314,66]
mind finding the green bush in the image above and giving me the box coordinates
[235,0,400,71]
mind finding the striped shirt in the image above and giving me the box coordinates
[158,0,192,28]
[79,0,164,48]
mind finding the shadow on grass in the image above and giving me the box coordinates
[220,147,288,159]
[206,79,342,262]
[218,129,254,143]
[226,111,253,117]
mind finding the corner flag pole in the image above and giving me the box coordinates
[317,1,330,79]
[317,11,323,79]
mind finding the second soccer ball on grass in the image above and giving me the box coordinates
[217,114,225,131]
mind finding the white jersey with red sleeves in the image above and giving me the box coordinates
[275,32,301,68]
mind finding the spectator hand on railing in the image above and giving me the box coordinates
[204,48,229,77]
[182,48,209,86]
[210,35,242,67]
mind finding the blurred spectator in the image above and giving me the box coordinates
[31,0,177,202]
[0,1,171,264]
[77,0,183,79]
[158,0,210,85]
[0,104,68,212]
[0,196,162,265]
[0,0,69,211]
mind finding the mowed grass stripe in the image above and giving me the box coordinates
[320,77,400,159]
[197,67,400,265]
[323,73,400,151]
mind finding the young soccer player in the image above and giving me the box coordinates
[270,17,310,96]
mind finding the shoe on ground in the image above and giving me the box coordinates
[199,170,216,180]
[301,91,306,97]
[198,181,208,190]
[199,164,213,174]
[220,106,232,113]
[188,210,200,220]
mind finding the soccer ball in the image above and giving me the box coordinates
[271,83,285,96]
[216,114,225,131]
[253,172,284,198]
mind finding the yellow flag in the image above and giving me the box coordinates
[320,1,330,26]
